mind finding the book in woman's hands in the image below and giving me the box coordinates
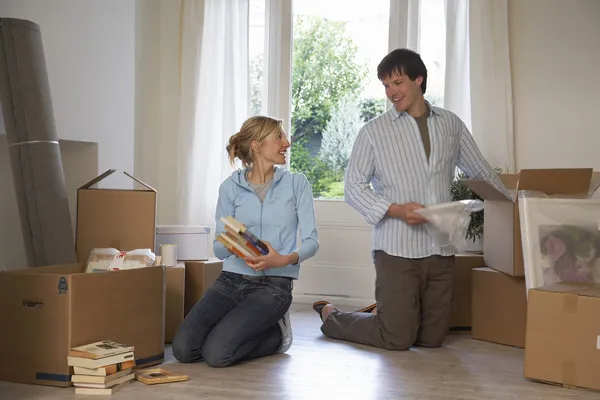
[219,216,269,256]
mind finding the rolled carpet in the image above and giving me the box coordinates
[0,18,77,267]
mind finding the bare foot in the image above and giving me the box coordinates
[321,304,336,321]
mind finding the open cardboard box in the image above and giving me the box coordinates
[0,264,165,387]
[75,169,157,263]
[461,169,600,276]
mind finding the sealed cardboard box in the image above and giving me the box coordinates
[449,253,486,330]
[462,169,596,276]
[165,264,185,343]
[471,267,527,348]
[524,282,600,391]
[184,259,223,316]
[0,264,165,387]
[75,169,157,263]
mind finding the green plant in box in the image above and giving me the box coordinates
[450,168,503,242]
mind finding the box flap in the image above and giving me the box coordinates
[460,180,511,201]
[79,170,156,192]
[518,168,592,196]
[589,171,600,196]
[124,171,156,192]
[531,282,600,299]
[79,169,117,189]
[499,173,519,189]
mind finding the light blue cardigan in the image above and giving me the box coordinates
[213,166,319,279]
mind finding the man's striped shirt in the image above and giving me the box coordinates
[344,104,510,259]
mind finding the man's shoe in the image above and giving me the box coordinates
[312,300,329,322]
[356,303,377,314]
[277,310,293,354]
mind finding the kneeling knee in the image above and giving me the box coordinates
[202,345,234,368]
[385,339,413,351]
[416,337,446,348]
[172,340,195,363]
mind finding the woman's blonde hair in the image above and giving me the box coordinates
[226,115,283,167]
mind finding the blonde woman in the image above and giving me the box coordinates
[172,115,319,367]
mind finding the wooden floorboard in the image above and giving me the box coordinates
[0,303,596,400]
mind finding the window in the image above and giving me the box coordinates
[249,0,446,199]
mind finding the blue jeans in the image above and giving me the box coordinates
[171,271,293,367]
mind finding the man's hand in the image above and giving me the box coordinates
[244,242,294,271]
[387,202,427,225]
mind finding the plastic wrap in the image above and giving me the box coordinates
[85,248,156,273]
[415,199,484,252]
[518,190,600,293]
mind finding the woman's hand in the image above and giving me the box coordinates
[244,242,292,271]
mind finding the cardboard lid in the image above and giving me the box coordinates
[517,168,592,196]
[499,173,519,189]
[460,179,511,201]
[462,169,594,202]
[532,282,600,299]
[589,171,600,196]
[79,170,156,192]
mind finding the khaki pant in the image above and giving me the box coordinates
[321,251,455,350]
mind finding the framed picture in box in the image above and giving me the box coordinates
[518,192,600,294]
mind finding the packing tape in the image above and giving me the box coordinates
[562,292,578,314]
[561,360,577,388]
[7,140,59,147]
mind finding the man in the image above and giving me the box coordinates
[312,48,510,350]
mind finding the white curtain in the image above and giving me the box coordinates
[176,0,250,236]
[444,0,516,173]
[264,0,293,135]
[389,0,421,51]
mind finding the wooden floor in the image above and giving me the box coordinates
[0,303,596,400]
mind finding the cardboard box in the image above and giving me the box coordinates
[165,264,185,343]
[0,264,165,387]
[525,282,600,391]
[184,259,223,316]
[471,267,527,348]
[462,169,595,276]
[75,169,157,262]
[449,253,486,330]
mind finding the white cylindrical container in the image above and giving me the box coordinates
[160,244,178,266]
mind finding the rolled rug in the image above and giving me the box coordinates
[0,18,77,266]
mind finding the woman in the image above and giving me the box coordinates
[172,115,319,368]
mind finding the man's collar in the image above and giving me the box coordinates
[392,99,440,120]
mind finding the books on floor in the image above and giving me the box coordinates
[217,216,269,258]
[68,340,136,395]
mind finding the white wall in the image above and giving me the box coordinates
[509,0,600,170]
[0,0,136,187]
[0,0,136,268]
[134,0,183,225]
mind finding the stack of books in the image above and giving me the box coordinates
[216,216,269,258]
[67,340,136,395]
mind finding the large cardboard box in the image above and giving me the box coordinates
[471,267,527,348]
[462,169,595,276]
[184,259,223,316]
[449,253,486,329]
[0,264,165,387]
[165,264,185,343]
[75,169,157,262]
[525,282,600,391]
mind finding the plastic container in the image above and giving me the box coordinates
[155,225,210,261]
